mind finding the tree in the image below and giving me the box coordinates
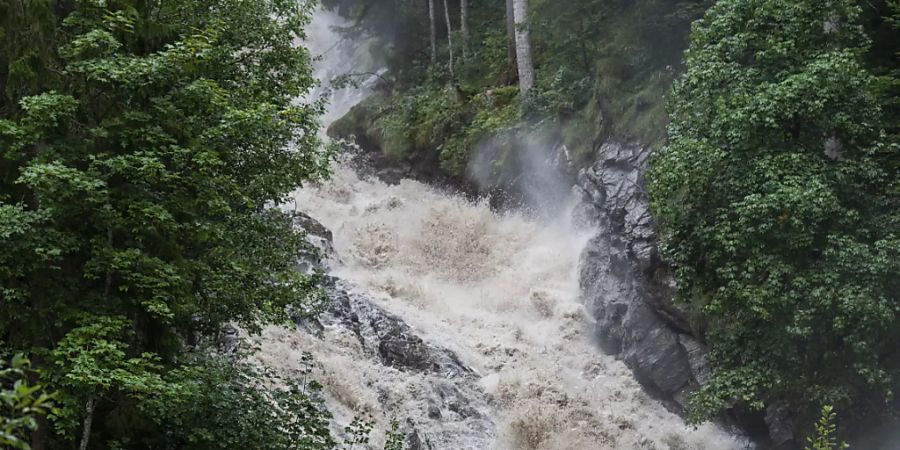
[530,0,610,76]
[505,0,517,75]
[512,0,534,94]
[649,0,900,424]
[140,354,335,450]
[0,0,332,445]
[43,317,168,449]
[443,0,455,76]
[460,0,470,60]
[429,0,438,63]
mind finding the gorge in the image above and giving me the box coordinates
[249,7,749,450]
[2,0,897,449]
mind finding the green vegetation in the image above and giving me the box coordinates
[3,0,898,445]
[383,419,405,450]
[140,354,335,450]
[325,0,706,181]
[805,406,848,450]
[0,0,343,447]
[1,355,54,449]
[649,0,900,428]
[328,0,900,440]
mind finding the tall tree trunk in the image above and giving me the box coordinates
[460,0,469,60]
[428,0,437,64]
[28,355,49,450]
[104,226,113,299]
[78,397,97,450]
[29,418,49,450]
[505,0,517,71]
[443,0,454,76]
[513,0,534,94]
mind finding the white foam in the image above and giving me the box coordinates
[250,7,749,449]
[263,163,746,449]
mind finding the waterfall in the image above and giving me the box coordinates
[302,7,383,130]
[249,7,750,450]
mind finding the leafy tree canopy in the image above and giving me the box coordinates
[649,0,900,425]
[0,0,334,446]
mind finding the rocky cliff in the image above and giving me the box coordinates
[309,132,790,447]
[573,142,799,449]
[573,142,707,411]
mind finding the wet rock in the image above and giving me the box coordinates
[289,212,495,447]
[575,141,795,448]
[765,403,796,449]
[406,423,433,450]
[292,210,335,274]
[678,334,711,385]
[322,285,474,379]
[575,142,698,409]
[292,210,333,245]
[217,323,240,356]
[335,136,454,190]
[378,332,433,371]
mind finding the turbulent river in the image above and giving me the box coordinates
[249,8,748,450]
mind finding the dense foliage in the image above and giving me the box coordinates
[4,0,898,445]
[326,0,706,184]
[649,0,900,426]
[0,0,337,447]
[139,354,335,450]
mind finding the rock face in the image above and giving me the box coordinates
[322,282,476,382]
[574,142,705,411]
[333,133,454,189]
[333,128,576,213]
[574,142,796,449]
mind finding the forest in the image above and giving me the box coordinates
[1,0,898,449]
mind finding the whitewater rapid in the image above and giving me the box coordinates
[248,162,745,450]
[249,8,748,449]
